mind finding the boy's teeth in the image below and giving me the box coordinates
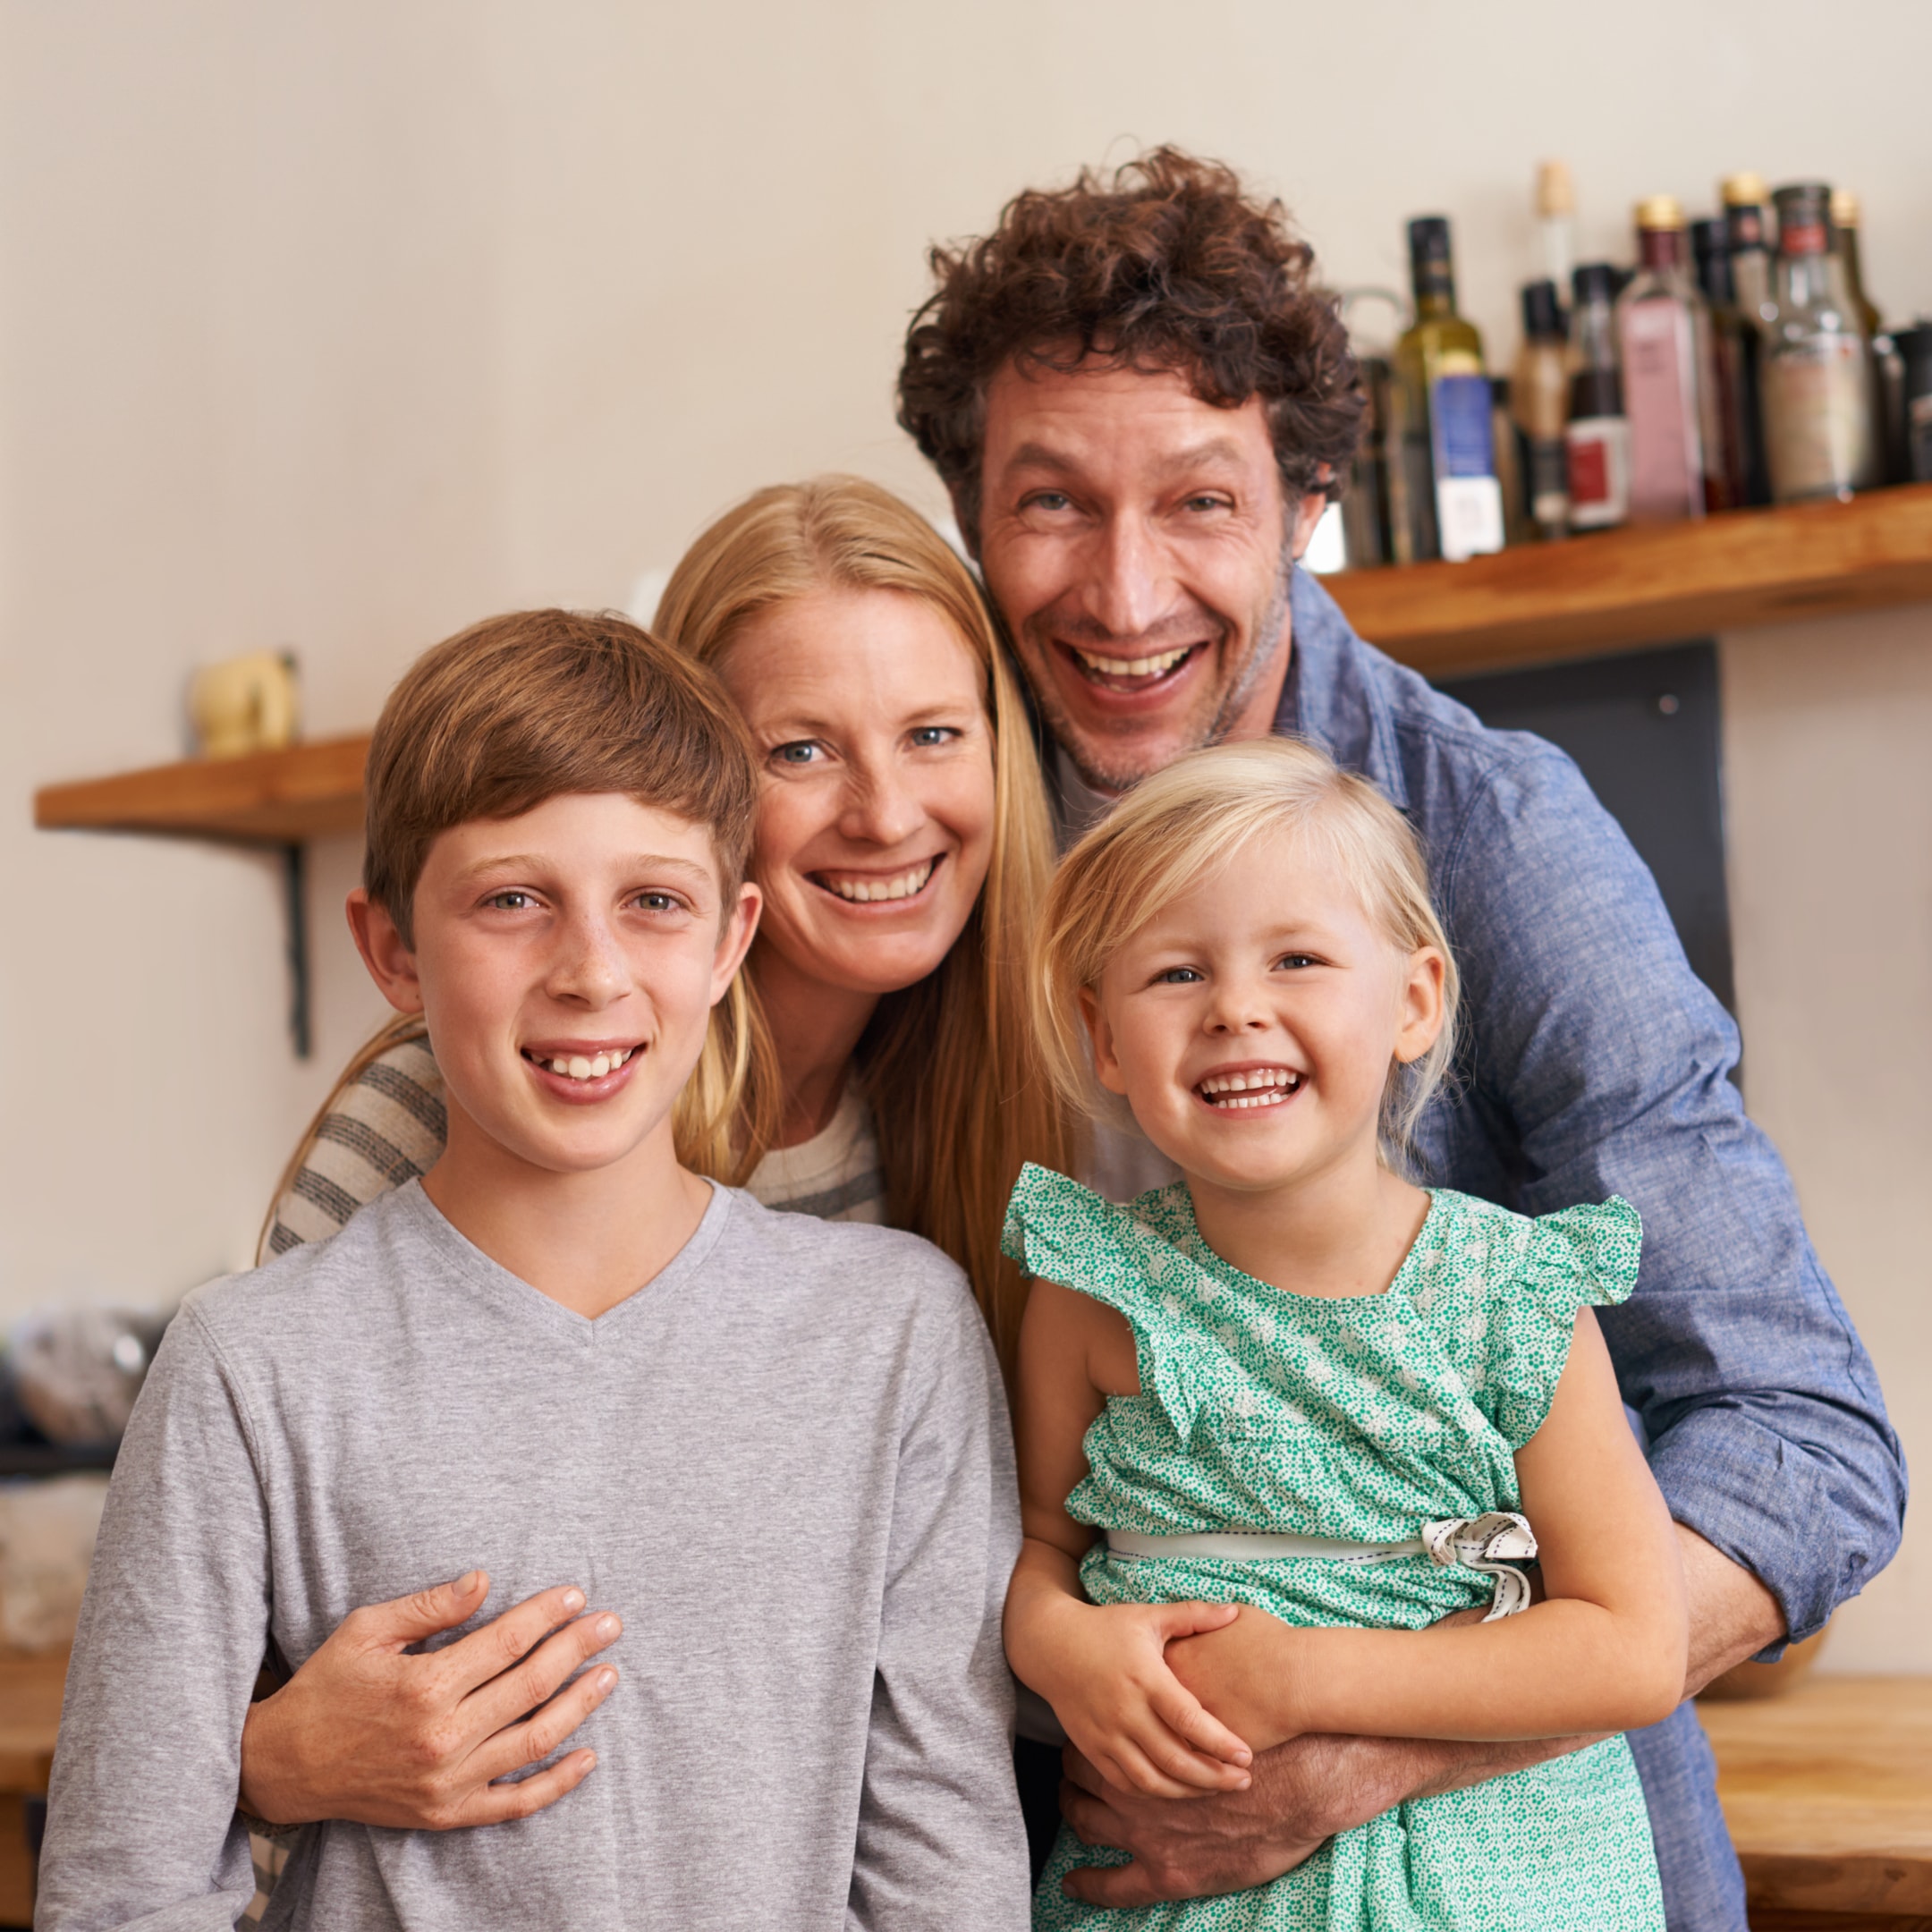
[543,1046,632,1080]
[1075,646,1191,679]
[824,860,934,903]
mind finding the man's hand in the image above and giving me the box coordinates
[1055,1733,1464,1907]
[239,1571,623,1831]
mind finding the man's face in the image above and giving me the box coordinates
[972,357,1326,793]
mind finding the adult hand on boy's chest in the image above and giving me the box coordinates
[239,1571,623,1831]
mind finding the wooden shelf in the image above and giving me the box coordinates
[27,487,1932,848]
[33,733,367,844]
[1326,480,1932,679]
[1701,1673,1932,1920]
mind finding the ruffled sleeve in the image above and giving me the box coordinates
[1482,1196,1643,1448]
[1001,1163,1209,1442]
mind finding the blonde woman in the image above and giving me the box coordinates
[236,476,1072,1850]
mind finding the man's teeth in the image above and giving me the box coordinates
[1075,646,1192,679]
[1198,1070,1303,1109]
[541,1046,637,1081]
[822,860,935,903]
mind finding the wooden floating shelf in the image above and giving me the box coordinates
[30,486,1932,845]
[34,733,368,844]
[1325,479,1932,679]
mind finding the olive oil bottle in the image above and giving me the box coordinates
[1388,216,1504,564]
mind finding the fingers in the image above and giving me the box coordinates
[469,1661,623,1786]
[1150,1599,1242,1641]
[461,1610,623,1737]
[1108,1708,1250,1797]
[342,1570,491,1651]
[451,1748,600,1829]
[1148,1677,1252,1775]
[1063,1859,1169,1910]
[435,1588,607,1701]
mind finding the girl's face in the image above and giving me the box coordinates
[716,586,997,1000]
[1083,821,1444,1199]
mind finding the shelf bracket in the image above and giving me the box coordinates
[280,842,311,1059]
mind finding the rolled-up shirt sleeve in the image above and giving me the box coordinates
[1430,739,1905,1648]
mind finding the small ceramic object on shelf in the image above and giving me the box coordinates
[187,648,299,759]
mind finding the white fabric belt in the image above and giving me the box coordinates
[1105,1510,1539,1622]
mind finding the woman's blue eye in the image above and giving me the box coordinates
[773,741,819,766]
[910,725,958,748]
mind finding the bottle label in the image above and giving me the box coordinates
[1429,373,1504,560]
[1564,417,1631,528]
[1763,336,1874,498]
[1621,298,1703,519]
[1527,436,1570,527]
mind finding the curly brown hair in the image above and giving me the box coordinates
[897,147,1365,542]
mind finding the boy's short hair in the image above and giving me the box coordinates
[362,608,758,946]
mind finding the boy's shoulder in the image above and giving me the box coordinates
[714,1186,976,1317]
[182,1184,433,1344]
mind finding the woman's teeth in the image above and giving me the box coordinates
[821,860,935,903]
[538,1046,637,1081]
[1198,1069,1303,1109]
[1074,645,1192,679]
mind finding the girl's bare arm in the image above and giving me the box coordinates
[1174,1309,1689,1750]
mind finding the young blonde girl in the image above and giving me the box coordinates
[1003,737,1684,1930]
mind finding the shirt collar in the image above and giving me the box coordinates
[1275,566,1411,814]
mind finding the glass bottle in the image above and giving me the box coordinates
[1564,264,1630,531]
[1511,279,1570,539]
[1387,216,1504,564]
[1690,218,1750,513]
[1831,189,1909,484]
[1720,174,1775,504]
[1760,182,1877,501]
[1616,196,1716,520]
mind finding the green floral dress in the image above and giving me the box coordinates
[1003,1165,1665,1932]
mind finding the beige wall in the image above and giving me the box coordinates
[1,4,1926,1659]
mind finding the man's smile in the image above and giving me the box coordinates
[1062,640,1209,696]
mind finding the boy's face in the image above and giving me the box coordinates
[351,793,759,1178]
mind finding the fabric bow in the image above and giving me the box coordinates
[1420,1511,1538,1620]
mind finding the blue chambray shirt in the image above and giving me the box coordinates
[1274,567,1906,1930]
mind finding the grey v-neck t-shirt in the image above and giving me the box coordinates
[39,1182,1028,1931]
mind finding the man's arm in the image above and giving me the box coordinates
[37,1305,270,1932]
[847,1284,1030,1932]
[1051,1521,1781,1910]
[1436,739,1903,1650]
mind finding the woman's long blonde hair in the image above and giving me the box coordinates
[656,475,1071,1369]
[272,479,1069,1371]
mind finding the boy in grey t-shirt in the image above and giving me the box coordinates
[38,612,1028,1932]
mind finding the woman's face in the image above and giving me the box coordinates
[716,586,997,999]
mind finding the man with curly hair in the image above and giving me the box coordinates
[898,148,1902,1932]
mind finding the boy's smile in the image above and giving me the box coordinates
[350,792,760,1188]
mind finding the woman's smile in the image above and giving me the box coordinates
[811,854,943,907]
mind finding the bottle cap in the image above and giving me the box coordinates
[1634,194,1685,231]
[1521,279,1565,340]
[1572,261,1618,305]
[1722,171,1770,208]
[1830,188,1860,228]
[1772,183,1833,256]
[1407,216,1453,264]
[1535,161,1575,218]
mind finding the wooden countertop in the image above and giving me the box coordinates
[0,1648,65,1794]
[1701,1673,1932,1919]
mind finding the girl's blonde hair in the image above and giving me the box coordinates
[1034,736,1460,1170]
[655,475,1072,1371]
